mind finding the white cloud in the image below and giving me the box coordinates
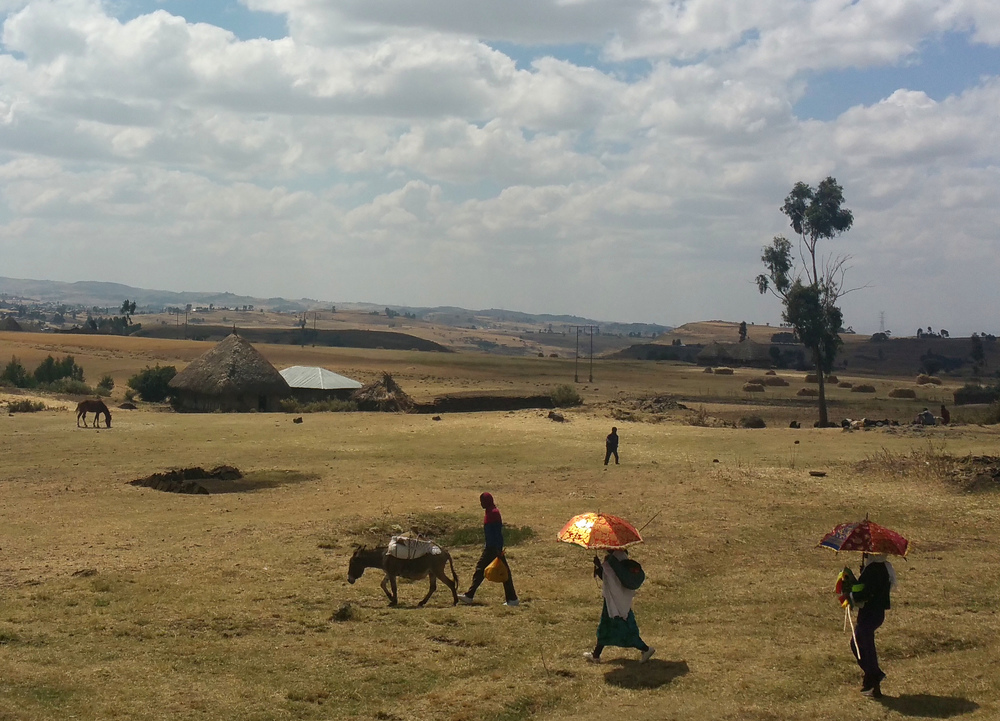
[0,0,998,333]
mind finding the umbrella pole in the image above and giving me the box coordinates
[636,510,662,535]
[846,605,860,663]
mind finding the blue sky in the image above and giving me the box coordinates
[1,0,999,334]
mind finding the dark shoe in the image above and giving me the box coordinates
[861,684,883,699]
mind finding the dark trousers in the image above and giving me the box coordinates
[850,606,885,686]
[604,448,619,465]
[465,546,517,601]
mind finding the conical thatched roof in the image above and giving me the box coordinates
[697,341,732,362]
[732,339,771,362]
[169,334,290,396]
[0,316,23,331]
[352,372,414,412]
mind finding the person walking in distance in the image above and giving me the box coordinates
[457,492,519,606]
[604,427,620,465]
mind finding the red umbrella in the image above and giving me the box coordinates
[819,519,908,557]
[557,512,643,550]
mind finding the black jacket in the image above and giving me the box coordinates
[851,561,892,610]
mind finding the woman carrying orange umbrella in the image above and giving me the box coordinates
[558,512,655,664]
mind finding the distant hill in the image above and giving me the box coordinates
[0,276,669,335]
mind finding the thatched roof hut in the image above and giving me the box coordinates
[0,316,23,332]
[169,333,290,412]
[696,341,732,365]
[352,372,414,412]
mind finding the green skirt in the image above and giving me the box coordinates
[596,601,645,649]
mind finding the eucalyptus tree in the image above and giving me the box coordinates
[757,177,854,427]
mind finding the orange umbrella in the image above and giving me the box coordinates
[557,512,643,550]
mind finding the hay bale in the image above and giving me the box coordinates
[764,376,789,387]
[838,381,853,389]
[703,366,714,373]
[916,374,942,385]
[797,387,819,397]
[713,367,735,375]
[739,415,766,428]
[804,374,819,383]
[851,384,876,394]
[742,383,765,393]
[888,388,917,399]
[826,375,839,383]
[748,376,770,385]
[765,370,776,375]
[352,372,414,412]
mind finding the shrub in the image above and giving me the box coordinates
[764,376,789,387]
[953,383,1000,406]
[550,384,582,407]
[713,367,734,375]
[838,381,853,389]
[804,374,819,383]
[7,399,46,413]
[48,379,94,395]
[797,388,818,397]
[742,383,765,393]
[739,415,767,428]
[888,388,917,399]
[851,384,877,393]
[279,398,358,413]
[33,355,84,384]
[127,365,178,402]
[1,356,33,388]
[97,375,115,392]
[916,374,942,385]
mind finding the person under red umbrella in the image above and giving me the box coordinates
[848,553,897,698]
[583,549,654,664]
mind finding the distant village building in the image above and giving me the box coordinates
[168,333,290,412]
[279,365,362,403]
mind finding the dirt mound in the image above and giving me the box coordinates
[949,456,1000,492]
[130,465,242,494]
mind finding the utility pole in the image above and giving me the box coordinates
[570,325,598,383]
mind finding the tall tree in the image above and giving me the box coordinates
[757,177,854,427]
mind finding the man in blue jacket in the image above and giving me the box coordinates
[457,492,519,606]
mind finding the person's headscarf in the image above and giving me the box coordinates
[479,492,495,509]
[864,553,897,590]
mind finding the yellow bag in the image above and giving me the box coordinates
[484,553,509,583]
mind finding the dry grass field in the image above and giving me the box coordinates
[2,331,999,721]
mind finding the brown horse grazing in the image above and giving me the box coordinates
[347,545,459,607]
[76,399,111,428]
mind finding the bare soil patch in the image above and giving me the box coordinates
[129,466,319,494]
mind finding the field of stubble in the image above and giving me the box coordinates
[1,334,999,721]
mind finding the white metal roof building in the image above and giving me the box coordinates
[280,366,363,391]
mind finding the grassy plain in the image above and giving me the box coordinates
[2,331,999,721]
